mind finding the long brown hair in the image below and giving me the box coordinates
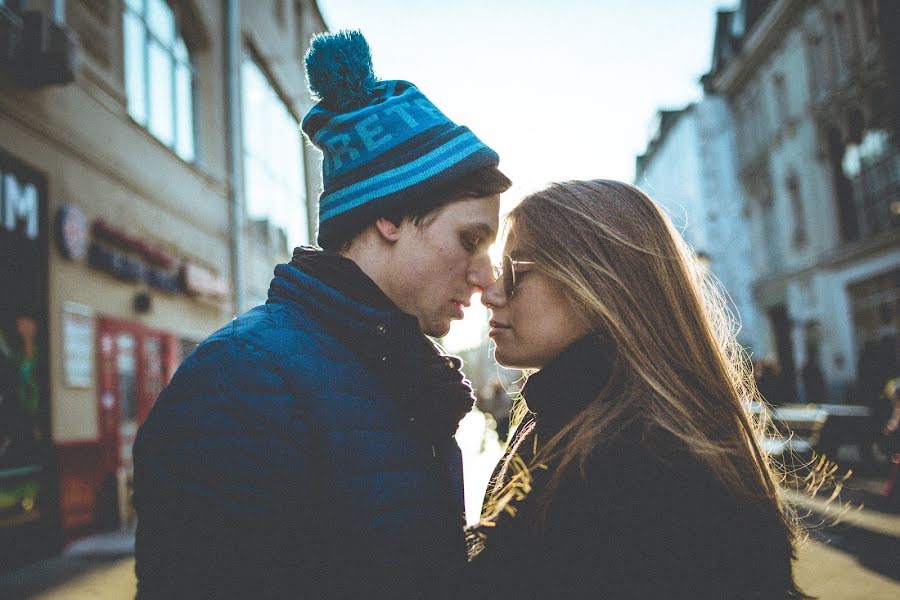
[496,180,801,562]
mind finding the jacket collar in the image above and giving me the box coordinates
[521,334,616,429]
[290,246,397,311]
[268,248,470,441]
[269,250,419,359]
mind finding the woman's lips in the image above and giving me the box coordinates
[488,320,510,337]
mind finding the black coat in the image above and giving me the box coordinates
[467,336,797,599]
[134,253,473,599]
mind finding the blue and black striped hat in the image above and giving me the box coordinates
[302,30,500,248]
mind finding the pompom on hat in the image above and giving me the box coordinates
[302,30,501,248]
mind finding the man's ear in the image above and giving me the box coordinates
[374,217,403,242]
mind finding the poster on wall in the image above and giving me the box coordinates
[62,302,94,388]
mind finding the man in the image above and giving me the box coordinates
[133,30,511,598]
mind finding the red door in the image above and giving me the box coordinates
[59,318,178,534]
[97,318,175,470]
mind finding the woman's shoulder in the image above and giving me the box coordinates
[582,424,696,479]
[517,423,796,598]
[571,425,735,517]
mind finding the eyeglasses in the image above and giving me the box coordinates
[492,255,535,298]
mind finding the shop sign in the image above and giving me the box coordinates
[82,216,228,305]
[87,242,181,293]
[62,302,93,388]
[91,220,177,269]
[0,151,46,319]
[180,261,230,302]
[1,171,39,240]
[55,204,88,260]
[88,242,145,283]
[144,269,180,294]
[86,220,182,294]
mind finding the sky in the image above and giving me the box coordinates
[316,0,735,349]
[317,0,734,202]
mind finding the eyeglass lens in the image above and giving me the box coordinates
[503,255,516,298]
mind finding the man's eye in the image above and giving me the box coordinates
[461,235,481,252]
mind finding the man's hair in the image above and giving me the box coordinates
[325,165,511,253]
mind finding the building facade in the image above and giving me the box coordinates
[708,0,899,404]
[636,98,765,355]
[0,0,324,567]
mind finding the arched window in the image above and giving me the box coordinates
[123,0,196,161]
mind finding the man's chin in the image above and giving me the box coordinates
[422,320,452,338]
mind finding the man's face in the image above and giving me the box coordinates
[385,195,500,337]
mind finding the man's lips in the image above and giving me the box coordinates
[450,298,472,316]
[451,301,467,319]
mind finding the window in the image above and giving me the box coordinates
[840,129,900,239]
[747,169,782,272]
[772,73,789,125]
[761,201,782,272]
[123,0,196,161]
[241,57,309,252]
[861,0,879,40]
[832,13,851,72]
[755,87,771,143]
[785,171,807,248]
[805,34,825,101]
[0,0,22,14]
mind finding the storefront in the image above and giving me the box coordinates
[52,209,228,538]
[0,150,57,568]
[1,145,231,555]
[57,317,178,534]
[848,268,899,406]
[0,0,324,569]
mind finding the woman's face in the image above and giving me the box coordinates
[482,231,589,369]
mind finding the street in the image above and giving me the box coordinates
[0,536,898,599]
[796,537,900,600]
[1,496,898,599]
[3,417,898,598]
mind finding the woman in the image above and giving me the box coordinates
[467,180,805,599]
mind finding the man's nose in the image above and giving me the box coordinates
[481,276,506,308]
[468,253,496,291]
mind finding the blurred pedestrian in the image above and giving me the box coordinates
[858,330,899,465]
[469,180,805,599]
[881,377,900,508]
[801,349,827,404]
[755,357,790,406]
[133,30,511,599]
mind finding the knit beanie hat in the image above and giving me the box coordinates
[302,30,501,249]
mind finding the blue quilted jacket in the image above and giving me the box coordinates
[133,263,468,599]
